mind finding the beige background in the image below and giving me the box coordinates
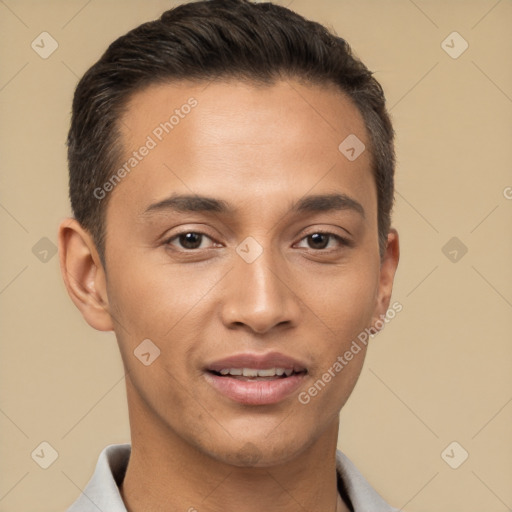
[1,0,511,510]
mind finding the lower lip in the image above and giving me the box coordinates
[204,372,306,405]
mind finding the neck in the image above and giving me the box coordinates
[120,384,351,512]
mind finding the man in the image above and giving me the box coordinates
[58,0,400,510]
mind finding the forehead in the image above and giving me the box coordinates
[120,78,368,148]
[109,79,374,221]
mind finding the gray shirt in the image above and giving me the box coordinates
[66,444,398,512]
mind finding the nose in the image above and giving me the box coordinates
[220,246,301,335]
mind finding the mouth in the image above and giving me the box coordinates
[204,353,308,405]
[208,367,307,380]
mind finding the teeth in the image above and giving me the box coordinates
[217,367,295,377]
[257,368,278,377]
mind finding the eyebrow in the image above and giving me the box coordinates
[142,192,365,218]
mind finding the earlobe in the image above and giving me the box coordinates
[372,229,400,329]
[58,218,114,332]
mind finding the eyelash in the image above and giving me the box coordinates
[164,230,351,252]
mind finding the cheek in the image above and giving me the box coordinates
[303,263,378,393]
[105,257,225,410]
[291,260,379,408]
[313,262,380,340]
[106,255,222,339]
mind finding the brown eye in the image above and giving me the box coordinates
[307,233,330,249]
[167,232,215,250]
[179,232,203,249]
[296,232,349,251]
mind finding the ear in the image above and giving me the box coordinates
[58,218,114,331]
[371,228,400,331]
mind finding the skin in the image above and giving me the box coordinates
[58,79,399,512]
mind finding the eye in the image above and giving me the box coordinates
[166,231,216,250]
[295,232,350,250]
[165,230,350,252]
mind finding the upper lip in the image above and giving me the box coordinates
[206,352,308,373]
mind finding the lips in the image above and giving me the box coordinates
[204,352,308,405]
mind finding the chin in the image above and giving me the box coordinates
[200,432,313,469]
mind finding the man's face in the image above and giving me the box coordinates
[102,79,396,466]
